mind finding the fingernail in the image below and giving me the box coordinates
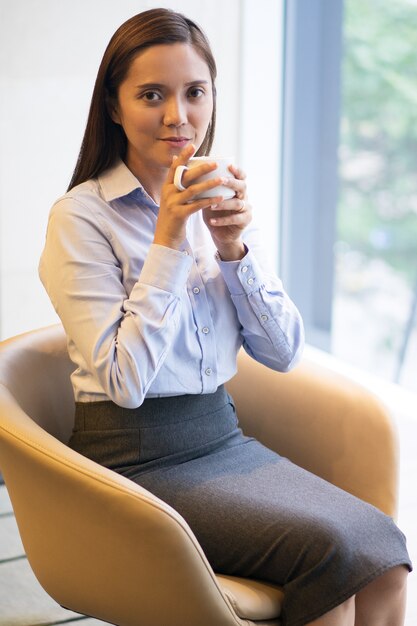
[211,204,218,209]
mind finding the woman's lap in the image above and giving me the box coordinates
[70,389,412,626]
[128,437,411,626]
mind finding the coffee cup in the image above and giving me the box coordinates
[174,156,235,200]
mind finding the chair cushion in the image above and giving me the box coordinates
[216,574,284,620]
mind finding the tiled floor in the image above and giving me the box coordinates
[0,483,108,625]
[1,367,416,625]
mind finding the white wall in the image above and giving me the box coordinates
[0,0,282,339]
[240,0,283,271]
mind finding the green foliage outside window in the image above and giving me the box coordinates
[338,0,417,284]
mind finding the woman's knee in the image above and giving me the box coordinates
[307,595,355,625]
[360,564,409,596]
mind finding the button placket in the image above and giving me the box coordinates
[187,262,216,392]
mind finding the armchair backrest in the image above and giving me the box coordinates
[0,324,74,442]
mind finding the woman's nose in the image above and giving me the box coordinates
[163,97,187,127]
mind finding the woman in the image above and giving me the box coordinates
[39,8,411,626]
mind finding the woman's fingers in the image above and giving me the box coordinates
[158,148,253,250]
[179,161,219,189]
[170,155,247,201]
[166,144,196,184]
[220,165,246,199]
[206,208,250,227]
[161,152,249,250]
[178,175,228,204]
[180,194,224,216]
[204,198,251,226]
[210,197,246,211]
[228,164,246,180]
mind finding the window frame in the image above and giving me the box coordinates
[279,0,344,349]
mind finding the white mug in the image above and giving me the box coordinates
[174,156,235,200]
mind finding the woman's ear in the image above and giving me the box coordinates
[106,93,121,125]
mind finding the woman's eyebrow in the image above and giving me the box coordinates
[185,80,210,86]
[135,79,210,89]
[135,82,164,90]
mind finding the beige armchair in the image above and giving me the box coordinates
[0,325,398,626]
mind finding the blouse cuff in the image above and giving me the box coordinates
[216,247,263,296]
[139,243,193,296]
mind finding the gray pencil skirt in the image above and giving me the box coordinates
[69,385,412,626]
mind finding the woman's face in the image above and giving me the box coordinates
[111,42,213,182]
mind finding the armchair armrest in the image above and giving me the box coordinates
[226,349,398,518]
[0,390,246,626]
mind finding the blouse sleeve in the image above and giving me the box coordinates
[39,197,192,408]
[216,220,305,372]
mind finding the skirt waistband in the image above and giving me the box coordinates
[74,385,230,431]
[70,385,241,472]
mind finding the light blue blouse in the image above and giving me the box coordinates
[39,160,304,408]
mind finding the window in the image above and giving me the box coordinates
[333,0,417,391]
[280,0,343,350]
[280,0,417,394]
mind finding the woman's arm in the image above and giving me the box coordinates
[201,163,304,373]
[39,197,192,408]
[217,235,305,373]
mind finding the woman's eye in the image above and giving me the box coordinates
[188,87,205,99]
[142,91,161,102]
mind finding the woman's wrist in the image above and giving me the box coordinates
[153,232,183,251]
[215,241,246,262]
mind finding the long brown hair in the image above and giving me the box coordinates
[67,8,217,190]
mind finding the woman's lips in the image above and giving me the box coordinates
[160,137,191,149]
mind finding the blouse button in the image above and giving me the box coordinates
[193,287,200,294]
[202,327,210,334]
[247,277,254,285]
[205,368,212,376]
[242,266,249,273]
[261,314,269,322]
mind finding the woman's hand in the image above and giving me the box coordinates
[153,144,225,250]
[203,164,252,261]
